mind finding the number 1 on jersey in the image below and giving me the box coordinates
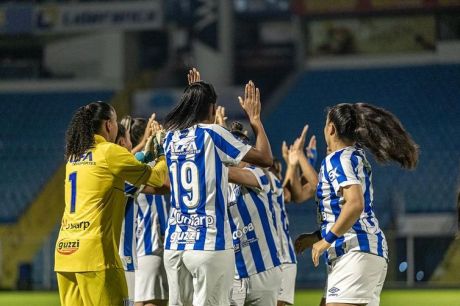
[69,172,77,213]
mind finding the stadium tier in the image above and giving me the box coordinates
[0,91,113,223]
[265,64,460,215]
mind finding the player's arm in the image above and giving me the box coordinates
[106,144,167,188]
[287,144,316,203]
[239,81,273,168]
[228,167,261,189]
[312,184,364,267]
[142,175,171,195]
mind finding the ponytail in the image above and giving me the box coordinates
[328,103,419,169]
[65,102,113,160]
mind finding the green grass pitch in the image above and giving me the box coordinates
[0,289,459,306]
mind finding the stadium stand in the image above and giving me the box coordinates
[0,91,113,223]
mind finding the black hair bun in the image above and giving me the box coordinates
[231,121,244,133]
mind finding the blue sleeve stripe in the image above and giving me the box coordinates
[259,174,269,185]
[330,150,348,185]
[228,213,248,278]
[124,183,138,196]
[205,128,241,160]
[236,195,266,273]
[249,190,281,268]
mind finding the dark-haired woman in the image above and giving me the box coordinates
[55,102,168,306]
[163,69,273,306]
[311,103,418,306]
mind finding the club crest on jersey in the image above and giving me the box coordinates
[168,136,201,155]
[57,239,80,255]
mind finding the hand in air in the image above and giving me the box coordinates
[306,135,317,166]
[187,68,201,85]
[281,141,289,165]
[215,106,228,128]
[239,81,261,124]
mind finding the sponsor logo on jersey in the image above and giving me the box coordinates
[328,168,339,181]
[69,152,95,165]
[61,220,90,231]
[170,230,201,243]
[168,210,215,228]
[57,239,80,255]
[232,223,255,240]
[168,135,201,155]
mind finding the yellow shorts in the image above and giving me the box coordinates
[57,268,128,306]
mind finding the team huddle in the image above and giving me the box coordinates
[55,68,419,306]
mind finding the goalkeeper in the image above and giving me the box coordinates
[55,102,167,306]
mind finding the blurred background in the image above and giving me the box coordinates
[0,0,459,302]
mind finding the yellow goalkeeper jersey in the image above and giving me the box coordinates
[55,134,167,272]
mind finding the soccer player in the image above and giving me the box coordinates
[226,123,282,306]
[312,103,418,306]
[127,117,170,306]
[116,123,138,305]
[55,102,168,306]
[162,69,273,306]
[266,162,297,306]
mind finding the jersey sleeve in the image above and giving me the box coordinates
[327,151,361,190]
[244,166,271,193]
[206,124,252,166]
[105,144,166,188]
[124,183,139,197]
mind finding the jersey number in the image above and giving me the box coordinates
[69,172,77,213]
[170,161,200,209]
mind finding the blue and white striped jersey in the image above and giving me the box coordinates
[228,167,282,279]
[268,172,296,264]
[316,146,388,262]
[119,184,139,271]
[164,124,252,251]
[136,194,169,256]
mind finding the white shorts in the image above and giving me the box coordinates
[326,251,388,306]
[135,253,168,302]
[164,249,235,306]
[278,263,297,305]
[125,270,135,305]
[230,266,282,306]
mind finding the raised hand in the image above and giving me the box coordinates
[306,135,317,166]
[215,106,228,128]
[298,124,309,149]
[281,141,289,164]
[187,67,201,85]
[239,81,261,124]
[288,142,300,167]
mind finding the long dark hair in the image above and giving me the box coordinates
[65,102,114,160]
[328,103,419,169]
[164,81,217,131]
[130,118,147,147]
